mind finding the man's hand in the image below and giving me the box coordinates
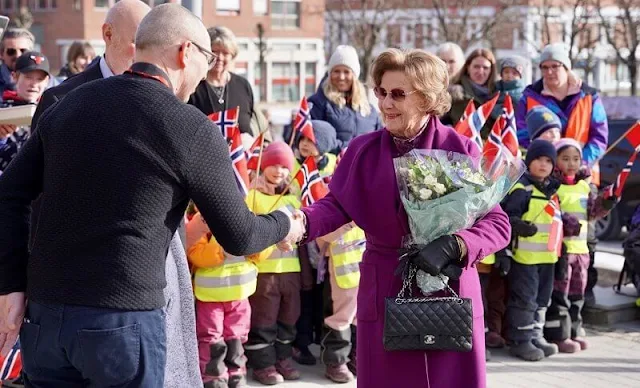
[0,292,25,357]
[277,209,306,251]
[0,124,17,139]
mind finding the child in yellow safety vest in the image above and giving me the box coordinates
[544,139,616,353]
[244,141,303,386]
[504,139,561,362]
[290,120,342,370]
[187,208,268,388]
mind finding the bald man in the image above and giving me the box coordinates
[0,3,302,387]
[31,0,150,128]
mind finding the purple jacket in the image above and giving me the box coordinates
[516,79,608,167]
[301,117,510,388]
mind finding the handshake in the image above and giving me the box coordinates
[277,208,307,251]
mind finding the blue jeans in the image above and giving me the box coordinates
[19,301,166,388]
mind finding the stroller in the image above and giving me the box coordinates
[617,205,640,297]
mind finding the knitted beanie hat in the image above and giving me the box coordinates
[525,139,557,167]
[500,55,527,78]
[539,43,572,70]
[299,120,340,155]
[555,138,583,159]
[328,45,361,79]
[526,106,562,140]
[261,141,294,172]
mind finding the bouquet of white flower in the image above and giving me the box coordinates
[394,149,525,294]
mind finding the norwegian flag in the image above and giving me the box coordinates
[456,99,476,127]
[0,341,22,381]
[293,97,315,143]
[500,94,519,157]
[208,109,250,196]
[544,195,563,256]
[208,106,240,137]
[625,122,640,149]
[294,156,328,207]
[246,133,265,172]
[225,126,250,196]
[604,146,640,200]
[455,93,500,152]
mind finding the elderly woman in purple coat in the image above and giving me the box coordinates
[298,48,511,387]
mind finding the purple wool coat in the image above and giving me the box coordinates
[301,117,511,388]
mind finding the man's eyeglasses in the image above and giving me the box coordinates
[5,48,28,57]
[191,41,217,67]
[373,87,417,102]
[540,63,563,73]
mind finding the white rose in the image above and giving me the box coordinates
[433,183,447,195]
[423,175,437,186]
[419,188,433,200]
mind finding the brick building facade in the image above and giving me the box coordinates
[1,0,326,104]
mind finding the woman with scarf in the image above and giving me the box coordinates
[442,49,498,135]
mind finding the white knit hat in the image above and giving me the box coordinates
[328,45,361,79]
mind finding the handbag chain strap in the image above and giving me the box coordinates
[396,265,464,305]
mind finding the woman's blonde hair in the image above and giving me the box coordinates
[67,41,96,74]
[452,48,497,90]
[322,71,371,117]
[207,26,239,58]
[371,48,451,117]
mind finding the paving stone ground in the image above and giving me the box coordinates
[245,322,640,388]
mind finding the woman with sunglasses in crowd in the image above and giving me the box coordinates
[296,48,510,388]
[442,48,498,135]
[307,45,381,153]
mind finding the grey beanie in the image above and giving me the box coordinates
[328,45,361,79]
[500,55,527,78]
[539,43,571,70]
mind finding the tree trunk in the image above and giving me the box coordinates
[630,61,638,96]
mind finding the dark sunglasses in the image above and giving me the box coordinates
[191,41,217,67]
[373,87,417,102]
[6,48,28,56]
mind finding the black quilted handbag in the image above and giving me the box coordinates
[383,265,473,352]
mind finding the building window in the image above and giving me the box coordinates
[253,0,266,15]
[271,62,300,102]
[304,62,315,97]
[95,0,110,8]
[271,0,300,30]
[216,0,240,15]
[35,0,56,9]
[254,62,262,101]
[73,0,81,10]
[2,0,14,11]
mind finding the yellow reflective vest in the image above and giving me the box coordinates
[193,251,258,302]
[480,253,496,265]
[329,226,365,289]
[511,183,559,265]
[247,189,301,274]
[557,181,590,254]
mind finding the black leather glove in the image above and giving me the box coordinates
[494,251,512,277]
[510,216,538,237]
[555,244,569,281]
[410,235,463,280]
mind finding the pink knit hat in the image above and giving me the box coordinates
[555,138,583,159]
[260,141,294,171]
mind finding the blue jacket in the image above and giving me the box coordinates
[307,82,381,152]
[0,64,14,95]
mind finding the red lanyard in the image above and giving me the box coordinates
[124,69,171,89]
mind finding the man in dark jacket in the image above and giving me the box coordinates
[0,3,303,386]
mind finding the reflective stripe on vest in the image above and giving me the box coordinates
[510,183,558,265]
[256,247,300,274]
[193,253,258,302]
[330,227,365,289]
[557,181,590,254]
